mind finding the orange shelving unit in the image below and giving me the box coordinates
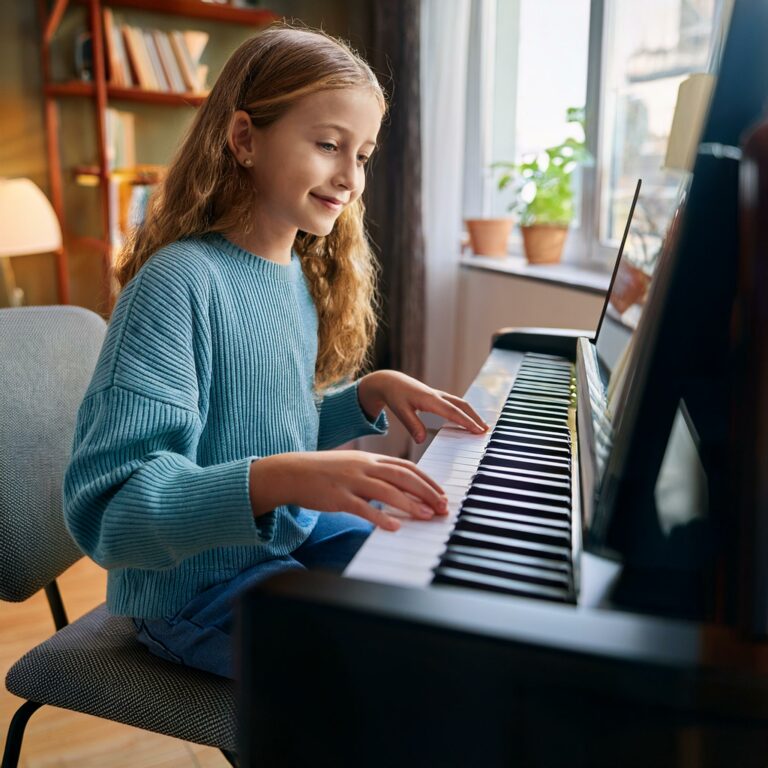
[38,0,278,308]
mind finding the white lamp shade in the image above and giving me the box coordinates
[0,178,62,257]
[664,73,716,173]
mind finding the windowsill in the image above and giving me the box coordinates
[459,251,612,295]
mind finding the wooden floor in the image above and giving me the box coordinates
[0,558,229,767]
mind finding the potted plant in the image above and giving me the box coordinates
[494,107,590,264]
[464,216,514,258]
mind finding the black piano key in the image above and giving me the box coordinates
[479,453,571,476]
[438,553,570,589]
[496,417,571,437]
[455,517,570,547]
[512,372,573,392]
[509,380,571,394]
[473,471,570,494]
[502,395,568,413]
[515,370,572,387]
[488,438,570,459]
[468,477,572,500]
[499,410,568,427]
[448,529,570,561]
[501,403,569,419]
[446,543,570,573]
[480,460,571,483]
[482,449,571,470]
[491,427,571,446]
[462,501,570,525]
[433,568,572,603]
[467,486,571,510]
[515,367,571,381]
[497,410,569,425]
[495,416,571,436]
[459,505,569,530]
[509,388,571,403]
[521,357,573,370]
[487,443,571,462]
[518,362,571,372]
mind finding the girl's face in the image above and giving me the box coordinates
[243,86,383,241]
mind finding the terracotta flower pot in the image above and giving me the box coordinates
[465,218,513,257]
[610,261,651,314]
[520,224,568,264]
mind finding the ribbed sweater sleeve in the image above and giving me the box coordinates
[64,388,263,570]
[317,380,388,450]
[63,252,266,570]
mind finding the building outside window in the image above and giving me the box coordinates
[465,0,724,269]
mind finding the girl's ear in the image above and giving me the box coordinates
[228,110,256,167]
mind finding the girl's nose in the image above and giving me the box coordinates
[333,156,359,191]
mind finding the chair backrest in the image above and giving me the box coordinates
[0,305,106,601]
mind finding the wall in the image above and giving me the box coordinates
[454,267,604,393]
[0,2,57,306]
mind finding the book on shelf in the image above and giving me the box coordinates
[122,24,156,90]
[183,29,210,92]
[168,29,199,92]
[105,108,136,171]
[153,30,186,93]
[103,11,209,95]
[106,165,164,248]
[104,8,139,87]
[143,29,171,92]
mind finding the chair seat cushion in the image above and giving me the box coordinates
[5,603,237,751]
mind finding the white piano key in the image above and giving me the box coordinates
[425,445,487,461]
[418,460,476,478]
[345,557,434,587]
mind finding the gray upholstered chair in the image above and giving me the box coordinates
[0,306,238,768]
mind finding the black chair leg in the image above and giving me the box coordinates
[220,748,239,766]
[2,700,43,768]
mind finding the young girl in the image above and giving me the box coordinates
[63,24,488,680]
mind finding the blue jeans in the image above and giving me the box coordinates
[134,512,372,679]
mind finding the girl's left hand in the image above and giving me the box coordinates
[358,370,490,444]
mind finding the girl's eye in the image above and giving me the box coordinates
[358,155,370,166]
[318,142,338,152]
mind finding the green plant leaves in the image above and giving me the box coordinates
[493,106,591,226]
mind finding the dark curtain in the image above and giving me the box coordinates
[364,0,425,381]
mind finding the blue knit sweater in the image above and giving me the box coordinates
[63,234,387,618]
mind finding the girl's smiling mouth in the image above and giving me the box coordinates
[310,193,345,211]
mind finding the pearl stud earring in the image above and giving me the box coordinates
[243,159,253,167]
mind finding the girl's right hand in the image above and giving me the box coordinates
[249,450,448,531]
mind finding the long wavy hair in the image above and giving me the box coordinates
[114,25,386,389]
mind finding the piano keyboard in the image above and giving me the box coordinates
[345,350,579,604]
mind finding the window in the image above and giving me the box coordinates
[464,0,724,268]
[596,0,720,265]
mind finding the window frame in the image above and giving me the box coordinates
[463,0,655,270]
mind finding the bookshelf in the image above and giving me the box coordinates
[38,0,279,308]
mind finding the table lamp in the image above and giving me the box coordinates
[664,73,716,173]
[0,178,63,307]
